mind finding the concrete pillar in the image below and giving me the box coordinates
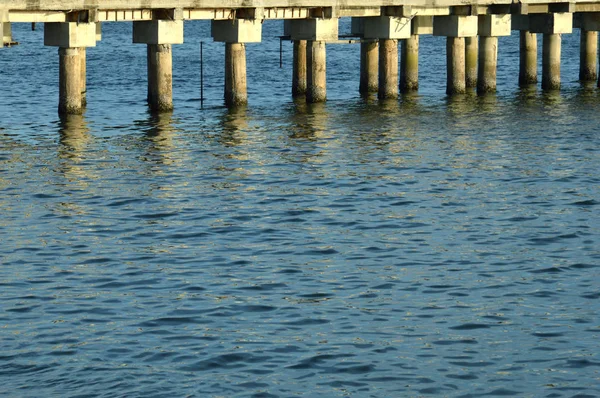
[580,30,598,81]
[146,44,174,112]
[446,37,466,95]
[225,42,247,107]
[477,36,498,93]
[59,47,83,115]
[1,22,11,47]
[400,35,419,92]
[80,47,87,107]
[360,40,379,95]
[293,40,307,97]
[378,39,398,99]
[465,36,478,88]
[307,40,327,103]
[542,33,561,90]
[519,31,538,86]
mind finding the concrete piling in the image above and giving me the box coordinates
[542,33,561,90]
[465,36,478,88]
[446,37,466,95]
[378,39,398,99]
[292,40,307,96]
[80,47,87,107]
[58,47,83,115]
[147,44,174,112]
[580,30,598,81]
[307,40,327,103]
[360,39,379,95]
[225,42,248,107]
[519,31,538,86]
[400,35,419,92]
[477,36,498,93]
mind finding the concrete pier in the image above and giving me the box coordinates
[225,42,248,107]
[465,37,478,88]
[378,39,398,99]
[307,40,327,103]
[580,30,598,81]
[1,21,11,47]
[400,35,419,92]
[59,47,83,115]
[292,40,307,97]
[477,36,497,93]
[360,40,378,95]
[446,37,466,95]
[542,33,562,90]
[519,31,538,86]
[147,44,174,111]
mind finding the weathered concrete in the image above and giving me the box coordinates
[292,40,307,97]
[212,19,261,43]
[529,13,573,35]
[477,36,498,93]
[378,39,398,99]
[363,16,411,39]
[80,47,87,107]
[465,37,478,88]
[400,35,419,92]
[59,47,82,115]
[433,15,478,38]
[446,37,466,95]
[580,30,598,81]
[519,31,538,86]
[133,20,183,44]
[44,22,96,48]
[147,44,174,111]
[542,33,561,90]
[286,18,338,41]
[1,21,10,46]
[360,39,378,94]
[225,42,247,107]
[307,40,326,103]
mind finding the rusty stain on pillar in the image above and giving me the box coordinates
[59,47,83,115]
[293,40,307,97]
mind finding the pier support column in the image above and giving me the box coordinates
[579,30,598,81]
[400,35,419,92]
[362,15,411,99]
[1,22,11,47]
[542,34,562,90]
[529,12,573,90]
[307,40,327,103]
[360,40,379,95]
[293,40,307,97]
[134,19,184,112]
[520,31,538,85]
[286,18,338,103]
[225,43,247,107]
[44,22,97,114]
[433,15,478,95]
[446,37,467,95]
[58,47,83,115]
[477,15,511,94]
[378,39,399,99]
[465,37,478,88]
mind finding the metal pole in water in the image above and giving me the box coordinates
[200,41,204,107]
[280,37,283,68]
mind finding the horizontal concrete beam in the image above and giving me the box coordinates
[575,11,600,30]
[529,12,572,33]
[44,22,97,47]
[285,18,338,41]
[433,15,478,37]
[363,16,411,39]
[412,15,434,34]
[478,14,511,36]
[133,20,183,44]
[212,19,262,43]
